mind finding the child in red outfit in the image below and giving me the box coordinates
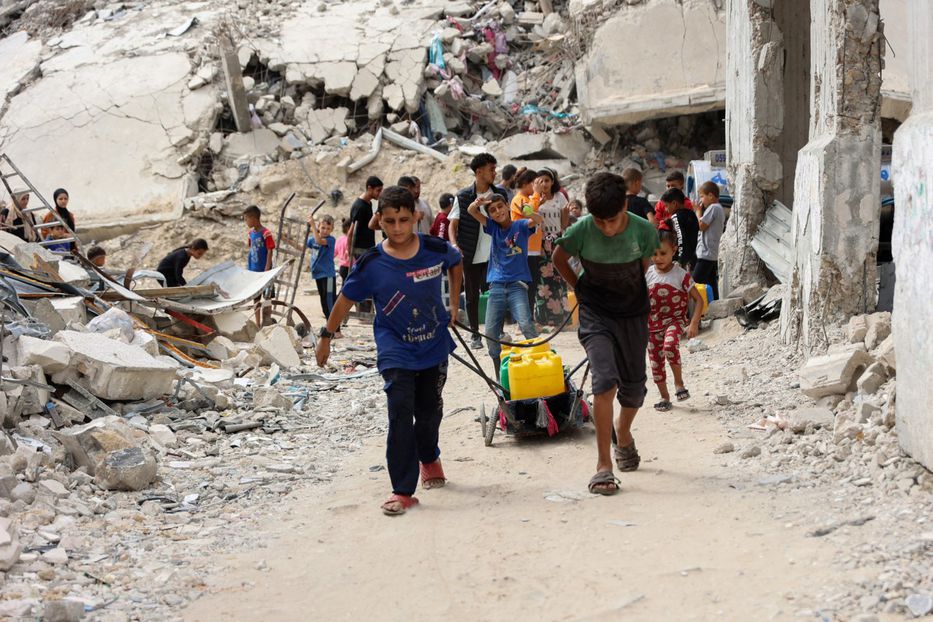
[646,231,703,411]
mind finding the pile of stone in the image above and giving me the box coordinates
[693,312,930,619]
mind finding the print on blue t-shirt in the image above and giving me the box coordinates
[484,219,533,283]
[340,235,463,372]
[307,235,336,279]
[248,228,271,272]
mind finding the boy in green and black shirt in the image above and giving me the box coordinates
[553,172,659,496]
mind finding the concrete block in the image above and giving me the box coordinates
[53,416,142,474]
[799,347,873,399]
[726,282,765,305]
[206,335,237,361]
[43,599,86,622]
[53,331,176,401]
[865,311,891,350]
[37,479,68,498]
[856,362,888,396]
[16,335,71,373]
[259,174,290,195]
[95,447,157,491]
[253,386,293,411]
[223,129,280,160]
[788,407,835,433]
[210,311,258,342]
[148,424,177,448]
[706,297,743,320]
[875,334,895,371]
[131,331,160,358]
[0,517,21,571]
[847,314,868,344]
[50,297,86,325]
[254,325,301,368]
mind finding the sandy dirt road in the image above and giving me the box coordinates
[181,322,871,621]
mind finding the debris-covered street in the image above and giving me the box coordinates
[0,0,931,620]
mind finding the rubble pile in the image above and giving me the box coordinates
[689,311,931,619]
[0,235,394,618]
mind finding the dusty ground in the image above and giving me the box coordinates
[180,313,920,621]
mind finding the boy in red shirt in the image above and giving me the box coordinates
[430,193,454,241]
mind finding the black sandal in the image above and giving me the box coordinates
[614,442,641,471]
[675,387,690,401]
[654,400,673,412]
[588,470,621,495]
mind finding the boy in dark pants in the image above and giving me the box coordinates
[553,172,659,496]
[316,186,463,516]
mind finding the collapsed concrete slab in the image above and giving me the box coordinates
[0,51,217,225]
[575,0,909,128]
[53,331,177,401]
[0,31,41,117]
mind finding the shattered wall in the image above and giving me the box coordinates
[575,0,727,127]
[781,0,883,350]
[891,0,933,470]
[576,0,910,129]
[0,5,222,226]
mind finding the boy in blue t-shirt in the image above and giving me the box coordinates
[306,214,337,321]
[467,194,543,372]
[315,186,463,517]
[244,204,276,327]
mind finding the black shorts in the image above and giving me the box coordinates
[578,306,648,408]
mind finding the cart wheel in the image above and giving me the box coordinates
[479,403,488,438]
[580,400,591,422]
[267,300,312,337]
[484,406,496,447]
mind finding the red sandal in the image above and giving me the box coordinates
[381,494,419,516]
[419,460,446,489]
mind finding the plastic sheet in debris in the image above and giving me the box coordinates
[152,261,287,315]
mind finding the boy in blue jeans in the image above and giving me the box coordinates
[307,213,337,322]
[553,172,659,496]
[467,194,543,372]
[315,186,463,516]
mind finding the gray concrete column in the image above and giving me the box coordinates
[891,0,933,470]
[720,0,783,296]
[781,0,883,350]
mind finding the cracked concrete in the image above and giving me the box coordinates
[576,0,910,127]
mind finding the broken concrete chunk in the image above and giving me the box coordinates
[254,325,301,368]
[875,334,895,371]
[706,297,743,320]
[37,479,69,499]
[799,347,873,399]
[482,79,503,97]
[253,386,293,411]
[259,174,290,195]
[847,314,869,344]
[727,282,766,305]
[148,424,177,448]
[53,331,176,401]
[16,336,71,373]
[209,311,258,342]
[0,517,21,571]
[788,407,835,433]
[95,446,158,491]
[223,129,280,160]
[864,311,891,350]
[43,599,86,622]
[53,416,145,475]
[206,335,237,361]
[856,362,888,396]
